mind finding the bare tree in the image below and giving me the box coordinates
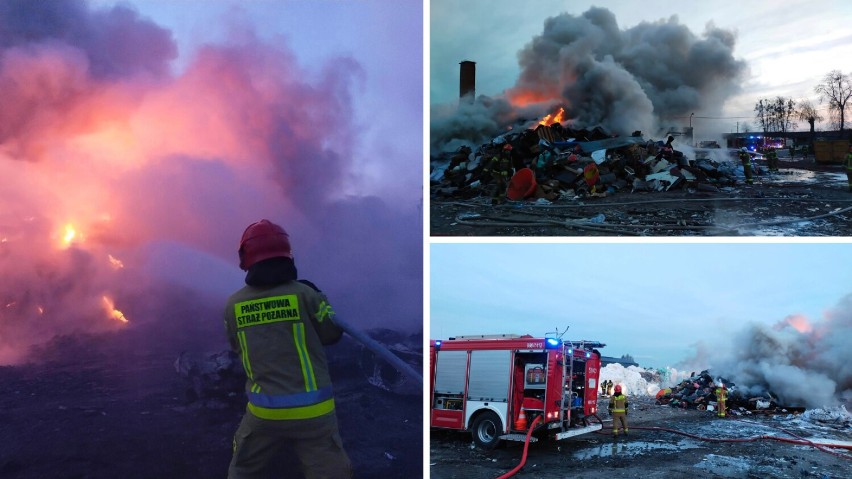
[814,70,852,131]
[797,100,824,133]
[754,99,768,135]
[773,96,797,135]
[753,96,796,144]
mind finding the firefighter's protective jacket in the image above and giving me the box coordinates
[224,280,342,421]
[608,394,628,413]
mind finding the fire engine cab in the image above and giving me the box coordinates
[430,334,604,449]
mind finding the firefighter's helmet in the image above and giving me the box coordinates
[238,219,292,270]
[614,384,622,394]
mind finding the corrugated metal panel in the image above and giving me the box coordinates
[468,350,512,401]
[434,350,467,394]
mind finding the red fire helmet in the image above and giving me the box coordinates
[238,219,292,270]
[614,384,622,394]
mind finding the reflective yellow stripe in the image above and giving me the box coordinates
[248,398,335,420]
[237,331,254,380]
[251,383,261,393]
[293,323,317,391]
[612,409,625,412]
[316,301,334,323]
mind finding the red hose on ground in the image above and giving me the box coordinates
[594,420,852,460]
[496,415,543,479]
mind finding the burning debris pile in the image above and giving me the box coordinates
[431,125,756,203]
[654,370,801,416]
[602,293,852,416]
[431,7,752,204]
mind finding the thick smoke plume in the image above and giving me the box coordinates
[0,0,421,364]
[683,293,852,409]
[431,7,746,152]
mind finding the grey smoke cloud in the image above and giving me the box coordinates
[0,0,421,363]
[705,293,852,408]
[431,6,746,151]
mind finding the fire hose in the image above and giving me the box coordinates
[497,413,849,479]
[332,316,422,385]
[593,418,852,460]
[495,415,543,479]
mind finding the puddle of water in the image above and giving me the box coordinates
[767,169,847,185]
[572,439,703,459]
[693,453,789,478]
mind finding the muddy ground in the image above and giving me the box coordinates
[431,157,852,236]
[429,396,852,479]
[0,321,422,479]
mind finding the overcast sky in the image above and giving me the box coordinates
[430,0,852,136]
[429,242,852,369]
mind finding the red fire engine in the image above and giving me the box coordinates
[430,334,604,449]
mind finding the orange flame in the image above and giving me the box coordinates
[62,224,77,247]
[786,315,812,334]
[539,107,565,126]
[507,89,553,107]
[102,295,129,324]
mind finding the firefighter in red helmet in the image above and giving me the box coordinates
[608,384,629,436]
[225,219,351,479]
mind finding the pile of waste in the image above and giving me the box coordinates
[655,370,804,415]
[431,123,762,202]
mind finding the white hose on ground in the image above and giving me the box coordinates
[333,316,423,385]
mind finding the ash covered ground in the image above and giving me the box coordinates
[431,155,852,237]
[0,320,422,479]
[429,396,852,479]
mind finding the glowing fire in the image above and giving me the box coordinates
[507,90,553,107]
[62,224,77,246]
[102,296,129,324]
[785,315,813,334]
[539,107,565,126]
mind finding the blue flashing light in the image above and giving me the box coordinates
[434,340,442,348]
[567,348,573,355]
[585,352,591,358]
[545,338,561,349]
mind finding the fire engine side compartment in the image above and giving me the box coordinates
[431,350,467,429]
[430,345,514,434]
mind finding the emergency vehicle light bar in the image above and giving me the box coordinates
[545,338,561,348]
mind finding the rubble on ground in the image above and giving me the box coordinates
[599,364,815,417]
[431,123,765,202]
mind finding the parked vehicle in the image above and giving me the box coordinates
[430,334,604,449]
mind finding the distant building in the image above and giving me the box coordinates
[601,356,639,368]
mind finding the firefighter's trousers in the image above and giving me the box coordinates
[742,162,753,184]
[717,400,727,418]
[612,412,628,435]
[228,408,352,479]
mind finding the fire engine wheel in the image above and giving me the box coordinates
[471,411,503,450]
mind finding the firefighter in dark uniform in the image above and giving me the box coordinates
[225,220,351,479]
[715,383,728,418]
[484,144,513,204]
[766,147,779,172]
[846,145,852,192]
[739,147,754,184]
[609,384,629,436]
